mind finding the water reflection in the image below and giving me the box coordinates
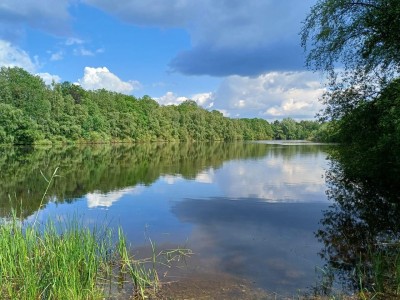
[171,198,329,294]
[212,150,327,202]
[0,142,328,218]
[315,149,400,297]
[0,142,332,296]
[0,142,271,218]
[86,187,145,208]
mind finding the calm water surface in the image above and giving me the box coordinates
[0,141,332,296]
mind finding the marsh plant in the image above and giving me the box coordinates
[0,168,191,299]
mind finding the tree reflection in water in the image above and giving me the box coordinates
[0,142,280,219]
[315,148,400,298]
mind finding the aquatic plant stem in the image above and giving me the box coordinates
[33,167,59,226]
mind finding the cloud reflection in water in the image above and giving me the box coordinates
[86,186,145,208]
[192,149,328,203]
[171,198,329,294]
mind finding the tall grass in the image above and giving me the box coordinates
[0,168,192,299]
[312,245,400,299]
[0,212,170,299]
[356,243,400,299]
[0,215,103,299]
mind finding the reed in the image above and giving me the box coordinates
[310,246,400,300]
[0,213,160,299]
[356,244,400,299]
[0,168,191,299]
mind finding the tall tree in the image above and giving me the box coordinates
[301,0,400,120]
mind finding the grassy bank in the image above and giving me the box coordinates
[0,214,192,299]
[0,214,156,299]
[0,166,191,299]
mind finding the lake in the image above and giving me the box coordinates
[0,141,332,298]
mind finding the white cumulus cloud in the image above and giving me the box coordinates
[155,91,214,108]
[0,40,62,85]
[36,72,61,85]
[78,67,141,94]
[0,40,38,72]
[192,92,214,108]
[156,91,188,106]
[213,71,325,120]
[154,72,324,120]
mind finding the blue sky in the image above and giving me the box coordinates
[0,0,325,120]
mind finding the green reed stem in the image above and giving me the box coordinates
[0,168,192,299]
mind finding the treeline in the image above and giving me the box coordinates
[0,67,326,145]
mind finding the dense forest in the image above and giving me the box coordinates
[0,67,328,145]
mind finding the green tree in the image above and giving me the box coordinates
[60,82,87,104]
[302,0,400,74]
[0,103,42,144]
[301,0,400,120]
[0,66,325,145]
[302,0,400,176]
[0,67,51,124]
[337,79,400,188]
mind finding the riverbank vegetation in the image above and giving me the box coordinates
[0,67,326,145]
[313,152,400,299]
[0,168,191,299]
[0,215,135,299]
[302,0,400,298]
[302,0,400,151]
[0,213,192,299]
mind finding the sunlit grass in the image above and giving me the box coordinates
[0,214,143,299]
[0,168,192,299]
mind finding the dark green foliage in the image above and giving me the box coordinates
[335,79,400,190]
[310,121,339,143]
[314,148,400,298]
[301,2,400,296]
[0,67,322,145]
[302,0,400,76]
[60,81,87,104]
[0,103,42,144]
[302,0,400,175]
